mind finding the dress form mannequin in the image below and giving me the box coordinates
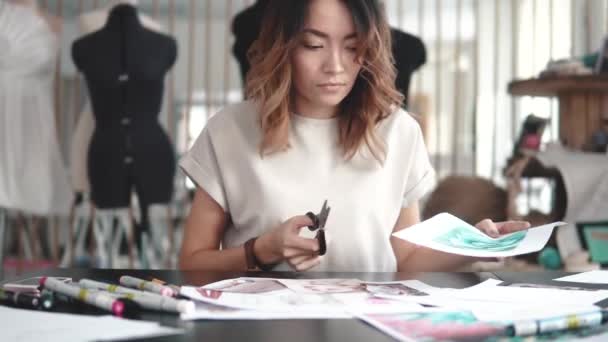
[71,4,177,267]
[79,0,162,35]
[231,0,269,87]
[390,28,426,108]
[70,0,164,195]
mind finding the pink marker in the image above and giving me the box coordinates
[40,277,136,317]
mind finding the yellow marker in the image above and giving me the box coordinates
[77,288,88,301]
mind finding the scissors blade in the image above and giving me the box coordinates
[318,200,330,229]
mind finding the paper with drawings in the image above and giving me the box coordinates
[555,271,608,284]
[375,279,608,321]
[181,293,426,320]
[358,310,504,342]
[276,278,364,294]
[392,213,566,257]
[179,277,430,319]
[1,306,182,342]
[373,292,602,323]
[180,277,348,313]
[369,279,507,311]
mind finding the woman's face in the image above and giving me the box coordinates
[291,0,363,118]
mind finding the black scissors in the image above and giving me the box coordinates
[305,200,330,256]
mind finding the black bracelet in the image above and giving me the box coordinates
[244,237,278,271]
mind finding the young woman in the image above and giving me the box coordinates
[179,0,529,272]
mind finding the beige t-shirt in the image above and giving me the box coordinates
[179,100,436,271]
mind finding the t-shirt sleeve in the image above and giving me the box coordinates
[402,124,436,208]
[179,127,229,212]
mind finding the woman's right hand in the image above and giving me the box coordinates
[256,215,322,271]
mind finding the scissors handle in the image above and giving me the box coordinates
[316,229,326,255]
[306,212,319,231]
[305,204,327,255]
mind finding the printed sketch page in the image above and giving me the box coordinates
[392,212,565,257]
[202,277,287,293]
[180,278,436,318]
[181,285,345,313]
[359,310,503,342]
[181,295,425,320]
[276,278,364,294]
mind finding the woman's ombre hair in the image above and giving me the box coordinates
[246,0,403,163]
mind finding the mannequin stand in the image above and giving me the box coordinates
[93,207,138,268]
[61,198,140,269]
[61,196,94,267]
[16,214,34,262]
[144,204,176,268]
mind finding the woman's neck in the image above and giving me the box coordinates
[293,98,339,119]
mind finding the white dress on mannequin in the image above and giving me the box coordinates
[0,1,71,216]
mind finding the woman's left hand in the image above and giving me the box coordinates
[475,219,531,238]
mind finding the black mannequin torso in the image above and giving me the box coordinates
[391,28,426,108]
[231,0,269,86]
[72,4,177,209]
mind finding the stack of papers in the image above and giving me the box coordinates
[180,277,608,321]
[375,278,608,322]
[179,276,608,341]
[180,278,429,320]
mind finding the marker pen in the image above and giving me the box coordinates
[40,277,139,318]
[119,276,176,297]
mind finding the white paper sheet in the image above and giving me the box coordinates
[392,213,565,257]
[371,283,517,314]
[181,301,352,320]
[373,292,594,324]
[277,278,364,294]
[555,271,608,284]
[437,279,608,305]
[1,306,182,342]
[367,278,495,304]
[180,294,425,320]
[332,292,425,314]
[180,287,348,313]
[200,277,287,293]
[181,286,426,317]
[472,304,601,322]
